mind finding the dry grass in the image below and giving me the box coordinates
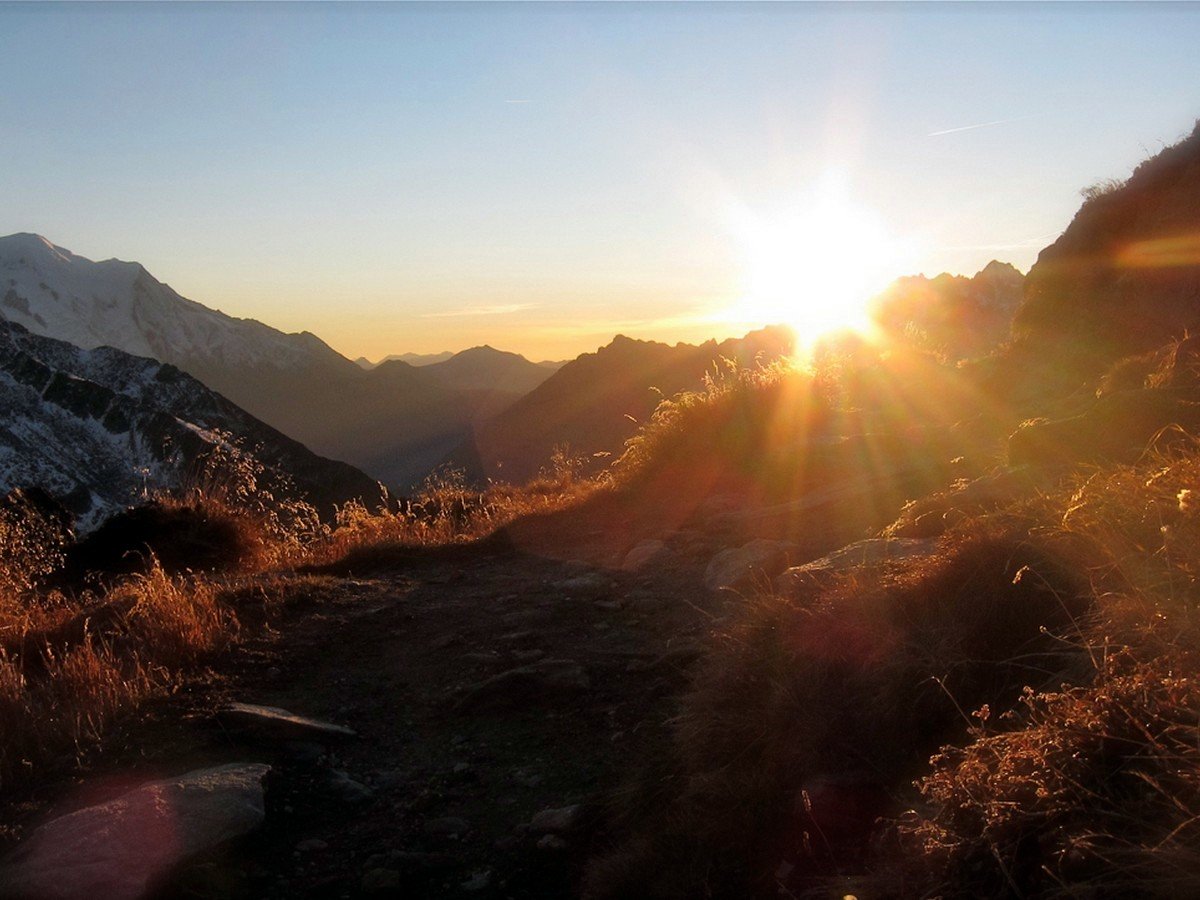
[585,527,1091,899]
[309,457,603,567]
[0,561,237,788]
[874,442,1200,898]
[588,436,1200,899]
[0,445,601,788]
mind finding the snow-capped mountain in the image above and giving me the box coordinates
[0,233,349,376]
[0,317,385,530]
[0,235,497,487]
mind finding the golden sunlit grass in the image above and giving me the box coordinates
[0,448,604,788]
[587,421,1200,898]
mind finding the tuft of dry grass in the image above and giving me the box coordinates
[310,459,603,567]
[0,559,240,789]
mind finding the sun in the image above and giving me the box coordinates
[727,176,908,344]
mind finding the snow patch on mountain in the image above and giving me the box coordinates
[0,316,385,530]
[0,233,346,374]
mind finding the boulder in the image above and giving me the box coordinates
[0,763,269,900]
[528,805,582,835]
[621,540,666,571]
[704,539,799,591]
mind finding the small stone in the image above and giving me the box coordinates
[324,769,374,804]
[461,869,492,892]
[391,850,455,872]
[704,539,800,591]
[513,770,542,788]
[455,659,590,712]
[529,805,581,835]
[537,834,568,852]
[373,769,408,791]
[551,573,612,595]
[424,816,469,838]
[360,867,402,894]
[621,539,666,571]
[296,838,329,853]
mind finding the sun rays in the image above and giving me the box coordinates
[720,172,914,348]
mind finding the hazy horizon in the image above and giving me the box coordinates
[3,2,1199,360]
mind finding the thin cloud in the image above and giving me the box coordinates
[421,303,537,319]
[504,99,532,104]
[928,115,1032,137]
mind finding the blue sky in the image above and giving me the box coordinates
[2,2,1199,359]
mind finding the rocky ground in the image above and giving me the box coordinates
[0,511,741,898]
[0,465,939,900]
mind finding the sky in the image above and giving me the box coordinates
[2,2,1200,362]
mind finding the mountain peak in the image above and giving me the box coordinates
[0,232,75,266]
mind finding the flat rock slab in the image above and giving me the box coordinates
[218,702,357,742]
[0,762,270,900]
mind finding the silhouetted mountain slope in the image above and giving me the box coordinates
[872,261,1024,361]
[421,346,554,396]
[451,327,794,484]
[358,351,455,369]
[0,318,384,529]
[1013,121,1200,376]
[0,235,495,488]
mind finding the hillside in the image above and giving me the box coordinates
[450,326,795,484]
[420,346,554,397]
[0,318,384,529]
[1012,121,1200,380]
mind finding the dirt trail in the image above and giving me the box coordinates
[2,461,942,899]
[6,521,727,899]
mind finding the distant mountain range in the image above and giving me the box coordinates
[451,326,795,484]
[356,351,455,368]
[0,319,384,530]
[357,350,567,371]
[0,235,554,488]
[871,260,1024,361]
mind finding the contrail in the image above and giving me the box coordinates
[928,116,1030,137]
